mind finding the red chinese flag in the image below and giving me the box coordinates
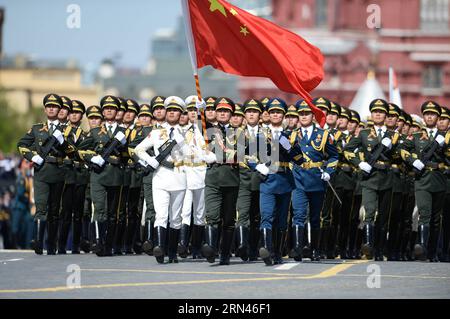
[186,0,326,126]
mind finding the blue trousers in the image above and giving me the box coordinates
[259,192,291,231]
[292,188,324,229]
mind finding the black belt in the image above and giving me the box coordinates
[45,156,63,164]
[373,162,389,170]
[425,162,439,169]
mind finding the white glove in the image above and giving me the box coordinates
[381,137,392,149]
[138,159,148,167]
[52,129,64,145]
[174,134,185,145]
[321,172,331,182]
[203,151,216,164]
[114,131,127,145]
[147,156,160,169]
[278,135,291,151]
[412,159,425,171]
[91,155,105,167]
[435,134,445,147]
[359,161,372,174]
[256,163,270,176]
[31,155,44,166]
[196,98,206,110]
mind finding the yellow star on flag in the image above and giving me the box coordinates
[240,26,249,36]
[209,0,227,17]
[230,8,238,16]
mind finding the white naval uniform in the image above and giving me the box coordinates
[134,123,187,230]
[181,124,207,226]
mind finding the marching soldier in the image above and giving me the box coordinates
[330,107,354,259]
[344,99,401,261]
[385,103,405,261]
[230,103,245,128]
[201,97,241,265]
[81,105,103,253]
[134,96,187,264]
[290,100,338,262]
[437,106,449,262]
[235,99,266,262]
[204,96,218,128]
[128,103,155,256]
[58,100,89,254]
[121,99,142,254]
[78,95,128,257]
[400,101,447,262]
[257,98,295,265]
[17,94,68,255]
[285,104,300,132]
[58,96,71,126]
[347,110,364,259]
[116,97,127,126]
[319,101,341,259]
[139,97,165,256]
[260,97,271,129]
[178,96,208,259]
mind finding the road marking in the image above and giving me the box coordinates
[0,258,24,263]
[304,260,368,279]
[82,268,303,276]
[274,263,300,270]
[0,260,368,294]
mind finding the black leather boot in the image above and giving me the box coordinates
[93,221,105,256]
[259,228,273,266]
[415,225,429,261]
[47,221,58,255]
[153,226,166,264]
[273,230,287,265]
[399,228,412,261]
[133,223,143,255]
[319,226,330,259]
[374,225,386,261]
[142,221,154,255]
[201,225,218,263]
[33,220,46,255]
[248,225,260,261]
[57,220,70,254]
[311,228,321,261]
[427,227,439,262]
[177,224,190,258]
[302,223,311,259]
[362,223,374,259]
[168,228,180,263]
[113,221,125,255]
[72,217,82,254]
[101,220,115,257]
[80,216,91,253]
[191,225,204,259]
[124,217,138,255]
[290,225,304,262]
[219,228,234,265]
[236,226,249,262]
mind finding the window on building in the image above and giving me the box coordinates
[420,0,449,31]
[315,0,328,28]
[423,64,443,89]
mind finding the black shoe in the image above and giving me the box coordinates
[219,254,230,265]
[273,229,286,265]
[310,228,321,262]
[142,221,154,255]
[168,227,180,262]
[415,225,429,261]
[362,223,374,259]
[80,239,91,253]
[191,225,204,260]
[47,221,58,255]
[219,227,234,265]
[71,244,81,254]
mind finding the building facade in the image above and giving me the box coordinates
[240,0,450,114]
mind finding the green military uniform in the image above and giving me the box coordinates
[58,100,89,254]
[202,97,240,265]
[344,99,402,260]
[440,107,450,262]
[17,93,69,255]
[78,95,127,257]
[319,101,342,259]
[399,101,448,261]
[81,105,103,253]
[235,99,267,261]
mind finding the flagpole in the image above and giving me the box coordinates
[181,0,208,143]
[389,66,393,103]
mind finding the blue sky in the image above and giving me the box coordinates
[0,0,182,68]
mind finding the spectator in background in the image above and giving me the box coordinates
[0,190,13,249]
[10,159,34,249]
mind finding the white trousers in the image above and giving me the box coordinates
[181,188,206,226]
[153,187,185,229]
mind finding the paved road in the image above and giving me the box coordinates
[0,250,449,299]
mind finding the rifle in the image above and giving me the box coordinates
[362,141,389,179]
[91,133,126,173]
[414,136,443,178]
[34,135,60,172]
